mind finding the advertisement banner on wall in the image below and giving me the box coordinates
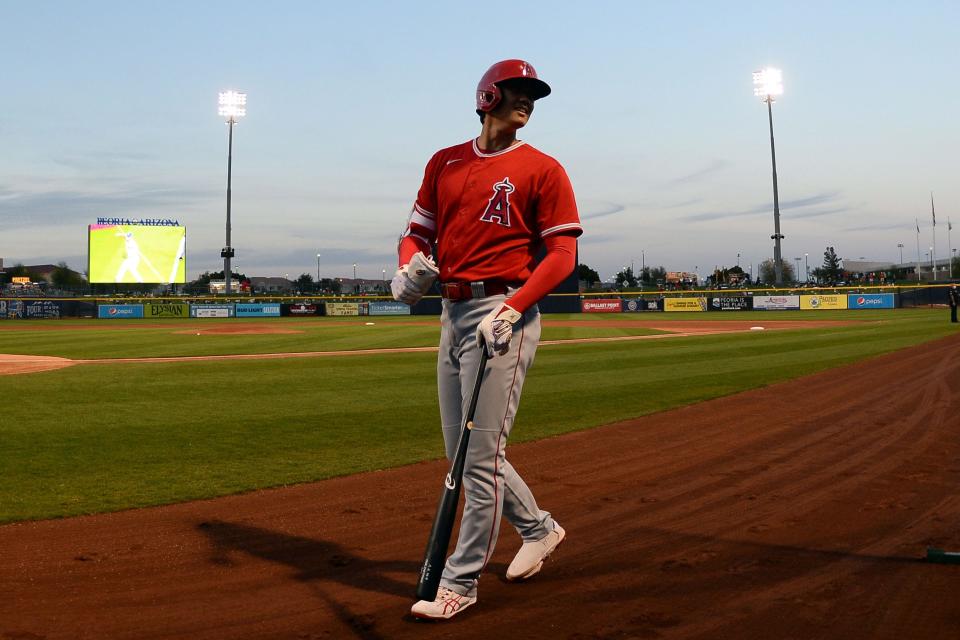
[24,300,62,319]
[190,304,235,318]
[753,295,801,310]
[800,295,848,310]
[144,303,189,318]
[324,302,365,316]
[60,301,98,318]
[622,298,663,312]
[368,301,411,315]
[98,304,144,319]
[282,303,321,316]
[235,303,281,317]
[848,293,895,309]
[664,297,707,312]
[581,299,622,313]
[1,300,24,319]
[709,296,752,311]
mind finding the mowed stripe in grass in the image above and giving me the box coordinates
[0,315,664,360]
[0,309,955,523]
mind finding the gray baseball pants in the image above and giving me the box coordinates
[437,293,555,596]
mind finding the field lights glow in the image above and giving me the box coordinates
[218,91,247,120]
[753,67,783,101]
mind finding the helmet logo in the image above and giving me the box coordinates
[480,177,515,228]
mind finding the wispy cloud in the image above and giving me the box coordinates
[660,198,703,209]
[51,151,155,172]
[235,246,398,273]
[662,159,730,187]
[842,221,915,232]
[788,206,851,219]
[682,191,844,222]
[581,202,625,220]
[0,184,219,228]
[577,233,620,245]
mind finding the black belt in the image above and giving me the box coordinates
[440,281,515,301]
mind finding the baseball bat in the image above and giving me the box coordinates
[415,349,489,601]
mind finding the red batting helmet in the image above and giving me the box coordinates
[476,59,551,113]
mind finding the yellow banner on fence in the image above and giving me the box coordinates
[325,302,362,316]
[800,295,848,310]
[664,297,706,312]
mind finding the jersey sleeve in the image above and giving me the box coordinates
[536,163,582,239]
[398,153,442,265]
[504,233,577,313]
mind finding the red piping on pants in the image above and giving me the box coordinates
[480,320,525,571]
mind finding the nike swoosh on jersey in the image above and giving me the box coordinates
[446,159,463,165]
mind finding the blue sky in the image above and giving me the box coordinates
[1,1,958,282]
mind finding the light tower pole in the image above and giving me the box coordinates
[804,253,809,282]
[753,67,785,285]
[218,90,247,294]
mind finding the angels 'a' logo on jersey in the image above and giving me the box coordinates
[479,177,515,227]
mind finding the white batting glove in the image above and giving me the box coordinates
[476,303,522,357]
[391,252,438,305]
[391,267,421,305]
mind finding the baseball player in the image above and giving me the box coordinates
[949,284,959,323]
[392,59,582,620]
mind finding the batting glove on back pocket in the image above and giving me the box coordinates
[477,303,522,357]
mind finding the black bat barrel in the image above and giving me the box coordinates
[415,350,489,601]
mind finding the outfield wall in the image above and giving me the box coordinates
[0,286,949,320]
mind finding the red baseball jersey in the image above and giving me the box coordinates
[404,139,581,283]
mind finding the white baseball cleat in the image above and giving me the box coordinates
[506,523,566,582]
[410,586,477,620]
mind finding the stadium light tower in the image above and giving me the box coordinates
[218,90,247,294]
[753,67,785,285]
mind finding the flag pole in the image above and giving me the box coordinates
[931,193,937,281]
[916,218,922,282]
[950,217,954,279]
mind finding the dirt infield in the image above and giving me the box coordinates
[172,327,306,336]
[0,353,76,375]
[541,319,858,331]
[2,334,958,639]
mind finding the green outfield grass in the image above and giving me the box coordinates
[0,316,666,359]
[0,308,956,523]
